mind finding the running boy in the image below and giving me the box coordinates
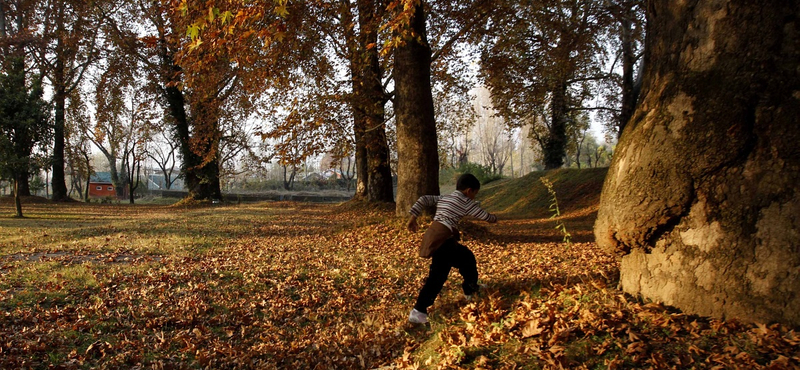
[406,173,498,324]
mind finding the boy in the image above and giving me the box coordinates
[406,173,498,324]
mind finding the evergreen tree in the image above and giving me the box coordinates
[0,58,52,217]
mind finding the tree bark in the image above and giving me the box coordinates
[13,178,22,217]
[126,145,139,204]
[543,82,568,170]
[618,10,636,139]
[153,16,221,201]
[50,87,69,200]
[394,1,440,215]
[162,63,221,201]
[14,167,29,196]
[350,0,393,203]
[50,8,69,202]
[595,0,800,326]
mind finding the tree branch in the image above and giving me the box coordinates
[567,74,614,84]
[571,106,621,112]
[431,0,492,62]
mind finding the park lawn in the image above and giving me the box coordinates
[1,187,798,369]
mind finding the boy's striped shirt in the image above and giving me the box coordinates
[409,191,497,231]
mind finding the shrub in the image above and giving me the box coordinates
[444,162,503,185]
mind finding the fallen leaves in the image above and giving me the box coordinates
[0,202,798,369]
[521,319,544,338]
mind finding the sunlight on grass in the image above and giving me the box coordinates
[2,262,97,289]
[1,190,797,369]
[0,202,282,256]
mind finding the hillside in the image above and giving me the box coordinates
[478,167,608,220]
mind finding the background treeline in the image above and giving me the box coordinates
[1,0,642,212]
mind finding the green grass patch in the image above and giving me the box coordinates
[478,168,607,219]
[1,262,97,289]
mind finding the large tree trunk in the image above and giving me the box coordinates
[394,1,440,215]
[163,64,221,201]
[52,93,69,202]
[82,151,90,202]
[543,82,568,170]
[350,0,393,203]
[155,19,222,201]
[50,16,69,201]
[14,169,29,196]
[364,121,393,202]
[50,88,68,200]
[13,178,22,217]
[594,0,800,326]
[186,139,222,200]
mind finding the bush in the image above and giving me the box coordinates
[441,162,503,186]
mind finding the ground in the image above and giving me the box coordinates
[0,170,798,369]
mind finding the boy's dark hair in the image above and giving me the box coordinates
[456,173,481,191]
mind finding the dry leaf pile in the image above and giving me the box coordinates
[0,202,798,369]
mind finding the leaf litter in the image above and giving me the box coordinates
[0,202,797,369]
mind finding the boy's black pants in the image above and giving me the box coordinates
[414,238,479,314]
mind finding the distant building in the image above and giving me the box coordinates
[89,172,117,198]
[147,174,184,191]
[322,169,343,180]
[303,172,324,182]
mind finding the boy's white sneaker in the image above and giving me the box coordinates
[408,308,428,324]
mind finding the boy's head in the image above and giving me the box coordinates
[457,173,481,199]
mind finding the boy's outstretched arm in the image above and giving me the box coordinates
[466,202,498,224]
[407,216,419,233]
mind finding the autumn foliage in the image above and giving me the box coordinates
[1,191,798,369]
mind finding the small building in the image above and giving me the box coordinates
[89,172,117,198]
[322,169,343,180]
[147,174,184,191]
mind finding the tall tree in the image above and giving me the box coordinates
[392,0,440,214]
[565,112,590,168]
[0,57,51,217]
[427,0,488,170]
[307,0,394,202]
[435,91,474,169]
[480,0,612,169]
[35,0,103,201]
[595,0,800,326]
[170,0,317,200]
[90,51,142,198]
[472,87,512,175]
[594,0,646,139]
[1,0,36,196]
[611,0,644,138]
[350,0,394,202]
[259,92,328,191]
[96,0,197,196]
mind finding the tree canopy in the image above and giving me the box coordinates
[2,0,644,203]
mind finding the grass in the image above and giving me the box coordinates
[478,168,607,218]
[1,170,797,369]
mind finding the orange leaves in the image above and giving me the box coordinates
[522,318,544,338]
[2,202,800,369]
